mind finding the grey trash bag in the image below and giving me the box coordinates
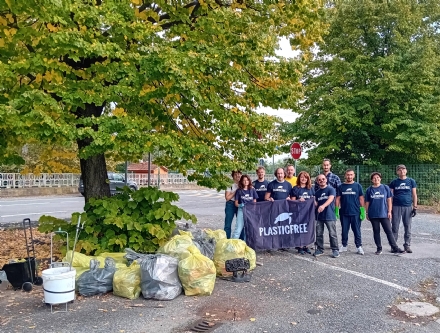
[140,254,182,300]
[77,258,116,296]
[192,230,216,260]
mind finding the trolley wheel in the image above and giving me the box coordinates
[35,277,43,286]
[22,282,33,292]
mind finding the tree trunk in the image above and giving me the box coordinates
[76,103,111,203]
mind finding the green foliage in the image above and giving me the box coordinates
[285,0,440,165]
[0,0,326,198]
[38,187,197,255]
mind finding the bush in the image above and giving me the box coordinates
[38,187,197,255]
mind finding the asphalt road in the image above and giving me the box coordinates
[1,190,440,333]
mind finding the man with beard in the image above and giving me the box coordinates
[314,158,341,191]
[253,166,269,202]
[265,168,292,201]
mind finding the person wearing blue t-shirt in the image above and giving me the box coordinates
[265,168,292,201]
[232,175,258,239]
[389,165,418,253]
[365,172,405,255]
[252,166,269,202]
[314,174,339,258]
[291,171,315,255]
[336,169,365,255]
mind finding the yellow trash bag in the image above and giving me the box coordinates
[178,247,216,296]
[213,239,256,277]
[99,252,128,269]
[157,235,200,260]
[204,229,226,243]
[178,230,193,238]
[113,261,141,300]
[63,251,105,268]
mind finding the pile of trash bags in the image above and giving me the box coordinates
[66,228,256,301]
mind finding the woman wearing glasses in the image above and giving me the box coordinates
[364,172,405,255]
[291,171,315,254]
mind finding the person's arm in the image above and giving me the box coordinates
[317,195,334,213]
[225,187,235,201]
[235,199,240,208]
[387,197,392,219]
[364,201,370,221]
[359,195,365,207]
[264,191,273,201]
[412,188,418,209]
[335,196,341,208]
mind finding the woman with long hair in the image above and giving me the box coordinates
[290,171,315,254]
[365,172,405,255]
[232,175,258,239]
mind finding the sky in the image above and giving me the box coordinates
[255,37,303,162]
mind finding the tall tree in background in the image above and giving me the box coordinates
[286,0,440,165]
[0,0,325,202]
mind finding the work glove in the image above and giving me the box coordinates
[239,203,245,208]
[335,207,340,219]
[411,209,417,217]
[360,207,366,221]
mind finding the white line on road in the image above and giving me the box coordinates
[0,203,48,207]
[294,255,422,296]
[1,211,67,218]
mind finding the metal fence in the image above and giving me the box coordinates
[0,173,80,188]
[2,165,439,205]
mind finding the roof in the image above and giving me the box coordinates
[127,163,168,172]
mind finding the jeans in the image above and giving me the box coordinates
[340,215,362,248]
[224,201,237,239]
[315,220,339,251]
[232,207,245,240]
[391,206,412,246]
[370,218,399,250]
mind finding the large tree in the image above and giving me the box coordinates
[0,0,325,201]
[285,0,440,165]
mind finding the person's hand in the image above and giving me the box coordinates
[239,203,245,208]
[286,197,291,200]
[299,198,305,202]
[411,209,417,217]
[317,206,325,213]
[387,212,392,219]
[267,197,274,202]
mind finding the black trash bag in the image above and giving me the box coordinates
[192,230,216,260]
[77,258,116,296]
[140,254,182,300]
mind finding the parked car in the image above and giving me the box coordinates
[78,172,138,196]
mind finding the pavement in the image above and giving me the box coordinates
[0,190,440,333]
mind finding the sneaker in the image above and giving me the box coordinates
[313,249,324,257]
[404,245,412,253]
[339,245,348,252]
[392,247,406,254]
[332,250,340,258]
[304,247,312,254]
[356,247,364,255]
[298,248,305,255]
[375,249,382,255]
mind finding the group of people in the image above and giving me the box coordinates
[223,159,418,258]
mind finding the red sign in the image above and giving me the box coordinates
[290,142,301,159]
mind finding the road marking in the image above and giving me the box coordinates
[0,203,48,207]
[294,255,422,296]
[1,211,67,218]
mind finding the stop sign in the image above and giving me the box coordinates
[290,142,301,159]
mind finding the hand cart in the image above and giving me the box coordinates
[1,218,43,291]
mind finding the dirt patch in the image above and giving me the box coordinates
[196,296,255,322]
[388,278,440,326]
[0,227,63,274]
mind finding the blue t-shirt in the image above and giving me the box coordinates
[389,178,417,207]
[291,186,315,201]
[252,179,269,202]
[315,186,336,221]
[235,188,258,205]
[266,180,292,200]
[336,182,364,216]
[365,184,392,218]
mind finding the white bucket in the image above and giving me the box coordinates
[42,267,76,304]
